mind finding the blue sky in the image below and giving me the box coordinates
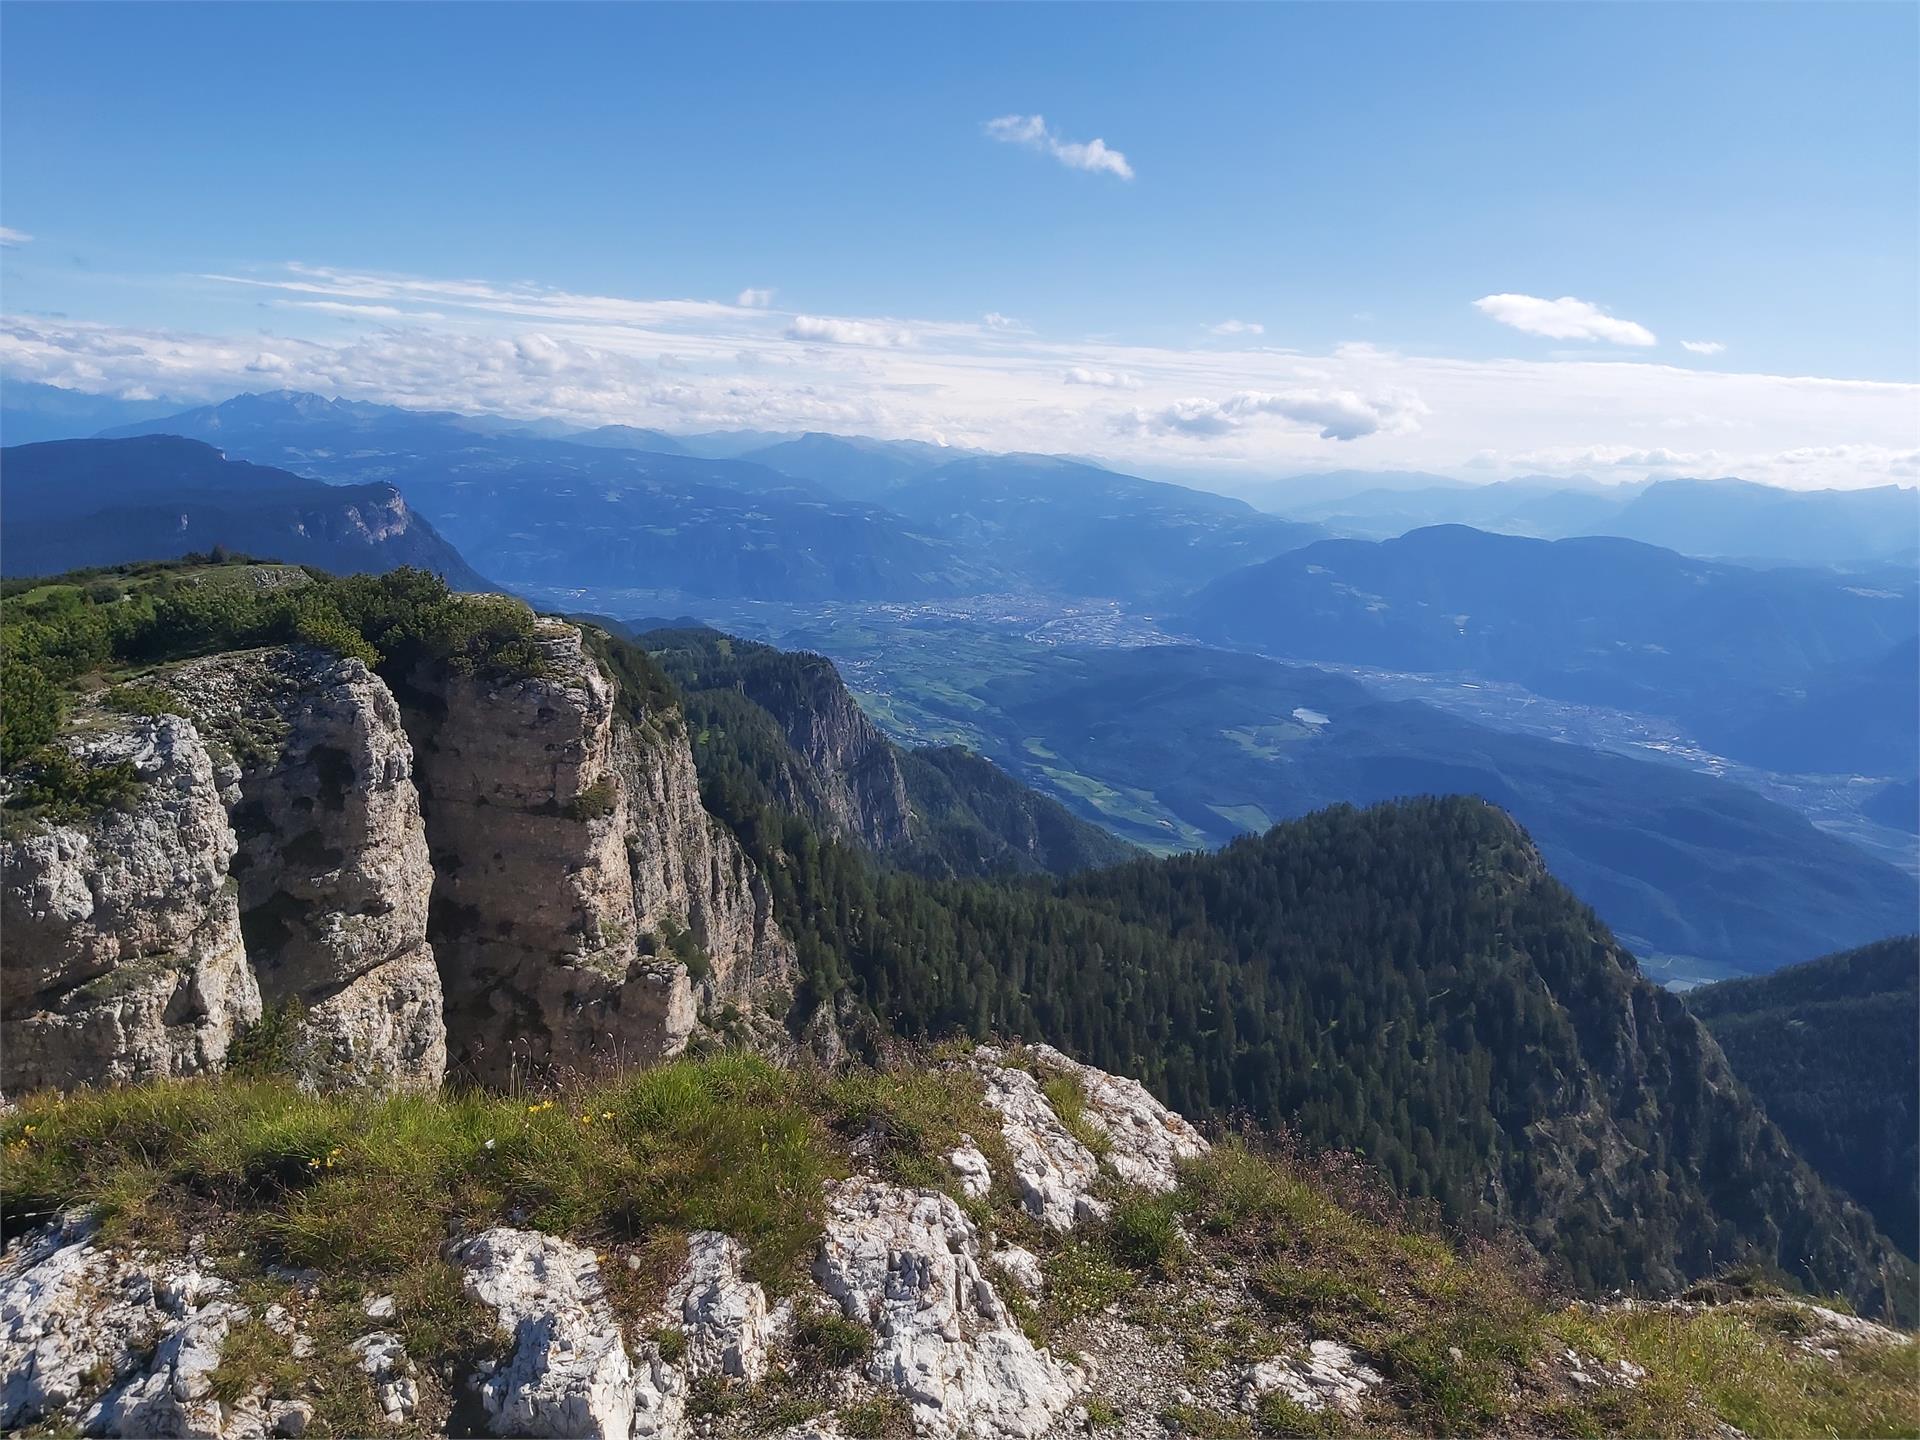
[3,3,1915,488]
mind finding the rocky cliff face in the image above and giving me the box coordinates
[405,621,791,1085]
[2,622,792,1095]
[1,716,260,1094]
[614,723,792,1013]
[164,647,445,1091]
[765,659,914,850]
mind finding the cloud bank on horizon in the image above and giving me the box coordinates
[1,260,1914,491]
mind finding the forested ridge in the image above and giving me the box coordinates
[1688,937,1919,1259]
[578,621,1914,1317]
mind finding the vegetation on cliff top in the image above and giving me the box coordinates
[1,560,541,815]
[3,1052,1914,1439]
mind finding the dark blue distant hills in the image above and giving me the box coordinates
[77,391,1326,602]
[1183,524,1919,778]
[1,433,488,587]
[1240,468,1920,570]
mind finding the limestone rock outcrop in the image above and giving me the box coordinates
[3,617,795,1096]
[965,1046,1211,1232]
[1,716,260,1094]
[1242,1340,1383,1417]
[457,1227,662,1440]
[0,1211,306,1439]
[970,1054,1105,1231]
[1023,1044,1208,1194]
[406,621,788,1084]
[667,1232,783,1386]
[615,721,794,1016]
[814,1178,1083,1438]
[759,658,914,852]
[164,646,444,1090]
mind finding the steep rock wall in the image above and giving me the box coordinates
[0,716,260,1093]
[615,721,794,1013]
[2,620,792,1094]
[163,647,445,1090]
[404,620,789,1084]
[761,659,914,851]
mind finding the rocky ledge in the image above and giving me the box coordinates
[4,1043,1909,1440]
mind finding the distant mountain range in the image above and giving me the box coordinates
[87,392,1326,604]
[1240,469,1920,569]
[1182,524,1920,778]
[0,435,488,588]
[12,381,1910,572]
[0,379,192,447]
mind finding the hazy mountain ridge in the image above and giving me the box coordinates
[89,393,1327,604]
[0,435,489,588]
[1182,523,1920,778]
[1239,468,1920,568]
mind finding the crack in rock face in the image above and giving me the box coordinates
[666,1231,785,1386]
[813,1177,1083,1439]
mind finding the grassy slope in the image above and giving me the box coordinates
[4,1053,1914,1440]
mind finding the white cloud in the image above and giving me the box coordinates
[1508,443,1718,472]
[1064,366,1142,390]
[1473,293,1657,346]
[282,300,410,319]
[1208,319,1265,337]
[0,227,30,247]
[983,312,1021,330]
[1128,387,1424,441]
[8,259,1916,492]
[737,287,775,308]
[984,114,1134,180]
[1681,339,1726,356]
[786,314,916,348]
